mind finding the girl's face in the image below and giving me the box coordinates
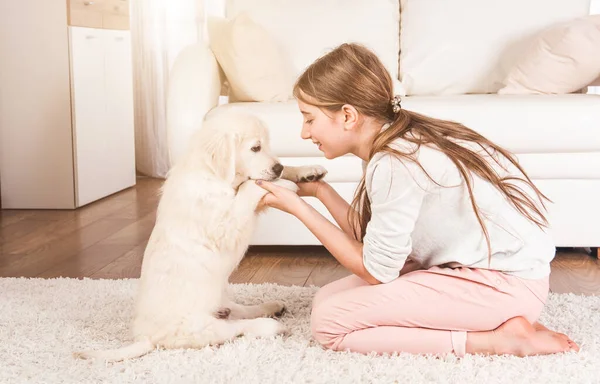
[297,99,355,159]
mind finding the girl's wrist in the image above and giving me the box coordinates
[314,181,331,200]
[295,197,315,221]
[292,196,311,217]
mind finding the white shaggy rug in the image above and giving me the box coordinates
[0,278,598,384]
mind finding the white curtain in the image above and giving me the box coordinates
[131,0,205,178]
[590,0,600,94]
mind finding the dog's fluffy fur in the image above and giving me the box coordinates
[75,113,327,362]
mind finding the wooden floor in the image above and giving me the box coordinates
[1,177,599,295]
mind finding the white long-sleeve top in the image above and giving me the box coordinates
[361,138,555,284]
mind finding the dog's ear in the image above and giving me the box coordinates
[202,130,237,182]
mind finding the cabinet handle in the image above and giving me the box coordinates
[84,1,94,5]
[85,35,97,39]
[115,37,124,42]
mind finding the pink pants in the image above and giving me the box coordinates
[310,262,549,357]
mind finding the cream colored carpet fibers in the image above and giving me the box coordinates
[0,277,598,384]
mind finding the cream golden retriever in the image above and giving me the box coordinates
[75,113,326,362]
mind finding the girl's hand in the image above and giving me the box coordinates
[256,180,305,215]
[296,180,327,198]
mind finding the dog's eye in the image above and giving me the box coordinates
[251,145,261,153]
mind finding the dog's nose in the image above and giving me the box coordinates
[272,163,283,177]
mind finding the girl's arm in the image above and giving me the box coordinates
[257,180,381,284]
[312,182,357,236]
[259,153,429,285]
[294,201,380,285]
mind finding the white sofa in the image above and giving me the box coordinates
[167,0,600,250]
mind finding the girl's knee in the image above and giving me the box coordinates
[310,302,329,345]
[310,276,365,350]
[312,286,330,311]
[310,302,341,350]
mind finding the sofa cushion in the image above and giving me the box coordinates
[225,0,403,93]
[207,13,296,102]
[398,0,591,95]
[207,94,600,156]
[516,152,600,179]
[498,15,600,95]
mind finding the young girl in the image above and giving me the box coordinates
[256,43,579,357]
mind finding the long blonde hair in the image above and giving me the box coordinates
[293,43,550,261]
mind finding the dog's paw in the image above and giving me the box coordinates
[274,306,286,318]
[271,179,299,193]
[261,300,287,318]
[295,165,328,183]
[214,307,231,319]
[245,318,289,338]
[238,179,268,200]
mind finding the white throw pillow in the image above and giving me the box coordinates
[207,13,295,102]
[398,0,591,95]
[498,15,600,95]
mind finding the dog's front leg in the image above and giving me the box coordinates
[232,179,271,220]
[220,179,297,251]
[234,179,298,218]
[282,165,328,183]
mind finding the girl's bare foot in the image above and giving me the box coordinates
[466,317,579,357]
[533,322,549,332]
[533,321,579,351]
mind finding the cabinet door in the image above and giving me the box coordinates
[69,26,108,206]
[70,27,135,207]
[102,29,136,199]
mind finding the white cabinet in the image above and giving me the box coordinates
[70,27,135,206]
[0,0,135,209]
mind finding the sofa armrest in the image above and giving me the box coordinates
[167,42,223,166]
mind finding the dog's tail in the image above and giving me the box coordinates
[73,339,154,362]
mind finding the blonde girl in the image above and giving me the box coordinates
[256,43,578,357]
